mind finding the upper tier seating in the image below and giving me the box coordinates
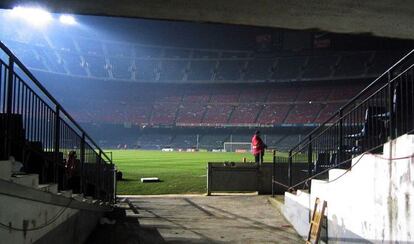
[272,57,306,80]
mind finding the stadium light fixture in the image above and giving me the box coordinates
[11,6,52,26]
[59,15,77,25]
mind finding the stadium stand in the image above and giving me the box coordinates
[199,134,229,150]
[284,103,323,124]
[272,56,305,80]
[2,29,407,151]
[229,104,261,124]
[187,60,216,80]
[176,103,205,124]
[302,55,338,79]
[171,134,198,148]
[256,104,292,124]
[203,104,234,124]
[334,52,371,77]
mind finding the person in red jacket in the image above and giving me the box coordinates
[251,130,267,164]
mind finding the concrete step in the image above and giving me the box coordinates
[72,193,86,202]
[60,190,73,198]
[0,160,13,180]
[37,183,59,194]
[10,174,39,188]
[328,168,348,181]
[383,134,414,158]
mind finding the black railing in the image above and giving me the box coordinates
[284,49,414,190]
[0,41,115,202]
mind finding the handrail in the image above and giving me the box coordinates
[0,41,112,164]
[289,49,414,152]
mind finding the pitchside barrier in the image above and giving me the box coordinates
[207,150,309,195]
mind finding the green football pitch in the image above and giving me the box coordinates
[112,150,288,195]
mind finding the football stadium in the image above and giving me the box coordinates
[0,1,413,243]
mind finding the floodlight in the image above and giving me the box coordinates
[11,6,52,26]
[59,15,76,25]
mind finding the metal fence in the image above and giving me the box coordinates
[0,41,115,202]
[285,50,414,191]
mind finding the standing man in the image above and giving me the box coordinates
[251,130,267,164]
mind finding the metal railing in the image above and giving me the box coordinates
[0,41,115,202]
[284,49,414,190]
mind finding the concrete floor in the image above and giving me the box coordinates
[125,194,302,243]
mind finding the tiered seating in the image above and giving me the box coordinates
[187,61,215,80]
[138,134,172,149]
[156,88,183,102]
[244,59,273,80]
[284,104,323,124]
[302,55,337,79]
[159,60,188,81]
[231,134,251,142]
[106,42,133,57]
[366,51,403,76]
[150,103,177,125]
[257,104,291,124]
[210,88,240,103]
[49,35,76,52]
[183,88,210,103]
[267,87,299,102]
[7,41,45,70]
[192,50,219,58]
[37,47,66,73]
[60,51,87,76]
[239,87,269,102]
[135,60,158,81]
[78,39,104,56]
[199,134,228,149]
[176,103,205,124]
[266,135,284,148]
[110,57,132,79]
[221,52,249,58]
[229,104,261,124]
[164,48,191,58]
[314,103,343,124]
[215,61,244,80]
[171,135,197,148]
[334,53,371,77]
[272,57,305,80]
[203,105,233,124]
[135,46,162,58]
[297,86,332,102]
[328,84,363,101]
[276,134,304,150]
[84,55,108,78]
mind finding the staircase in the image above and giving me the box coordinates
[0,41,115,203]
[280,134,414,243]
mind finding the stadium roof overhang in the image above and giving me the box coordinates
[0,0,413,40]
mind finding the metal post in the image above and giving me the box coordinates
[338,109,343,166]
[80,133,85,194]
[272,150,276,197]
[96,150,102,199]
[387,71,394,164]
[388,71,394,140]
[5,57,14,158]
[307,135,313,192]
[54,105,60,184]
[288,150,293,188]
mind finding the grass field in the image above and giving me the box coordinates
[113,150,288,195]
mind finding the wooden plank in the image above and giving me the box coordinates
[306,197,327,244]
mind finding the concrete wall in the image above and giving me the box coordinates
[282,134,414,243]
[0,182,106,244]
[207,162,308,195]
